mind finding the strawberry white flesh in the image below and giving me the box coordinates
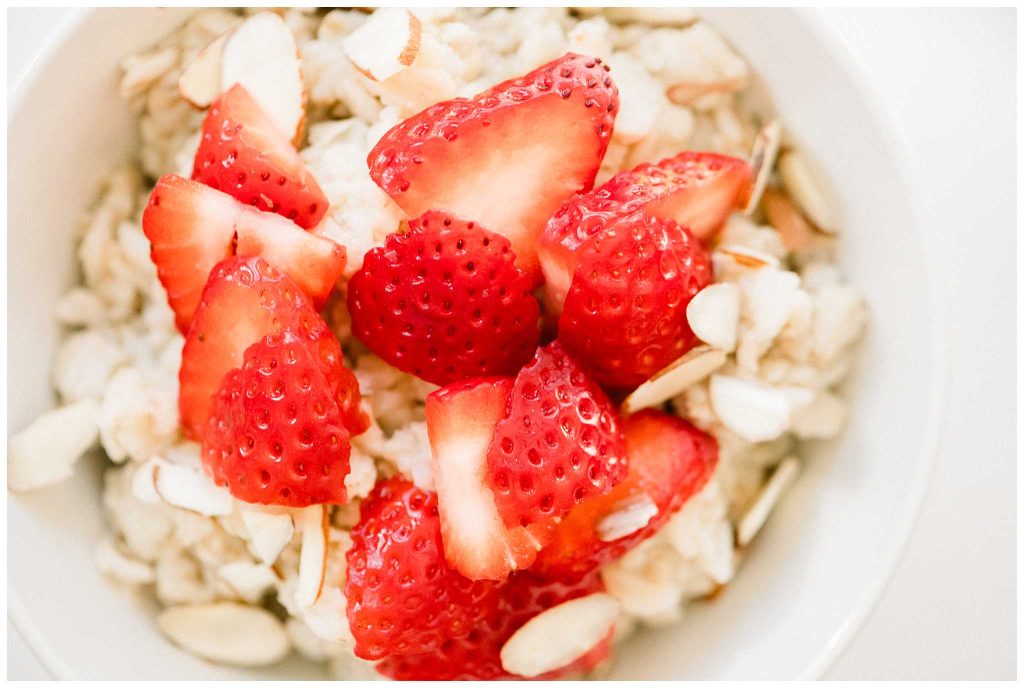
[426,378,549,580]
[369,53,619,275]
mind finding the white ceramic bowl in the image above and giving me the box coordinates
[8,8,947,680]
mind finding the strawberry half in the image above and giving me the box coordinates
[179,255,367,441]
[534,409,718,578]
[143,175,344,333]
[486,342,627,528]
[368,53,619,274]
[557,212,713,389]
[192,84,328,229]
[539,151,751,311]
[201,330,355,506]
[377,569,607,681]
[425,377,551,581]
[346,478,501,660]
[347,210,540,386]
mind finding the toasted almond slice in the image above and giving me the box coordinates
[716,245,780,269]
[686,283,741,352]
[179,32,228,108]
[221,11,305,143]
[762,187,819,251]
[737,456,800,546]
[158,602,290,667]
[596,493,658,541]
[777,151,837,234]
[622,346,727,414]
[744,120,782,214]
[152,459,233,516]
[500,593,620,678]
[343,8,422,82]
[241,508,295,565]
[709,374,794,443]
[294,505,329,609]
[95,537,155,585]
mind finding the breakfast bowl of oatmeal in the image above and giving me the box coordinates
[8,7,945,680]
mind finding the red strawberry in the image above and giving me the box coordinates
[346,478,501,660]
[143,175,344,333]
[347,211,540,386]
[368,53,619,274]
[425,377,551,580]
[557,212,713,389]
[539,151,750,311]
[377,569,607,681]
[201,330,354,506]
[534,409,718,578]
[486,342,627,528]
[179,256,367,441]
[192,84,328,229]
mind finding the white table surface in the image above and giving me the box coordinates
[7,7,1016,680]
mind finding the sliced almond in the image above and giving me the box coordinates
[7,399,99,492]
[217,561,278,602]
[241,508,295,565]
[709,374,794,443]
[343,8,422,81]
[622,346,727,414]
[763,186,819,251]
[157,602,290,667]
[95,537,155,586]
[667,76,746,106]
[686,283,742,352]
[221,11,305,142]
[152,460,233,516]
[294,505,329,609]
[744,119,782,214]
[715,245,780,270]
[500,593,620,678]
[777,150,837,234]
[130,460,162,505]
[737,456,800,547]
[179,32,228,108]
[596,493,658,542]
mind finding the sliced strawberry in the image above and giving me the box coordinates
[377,569,606,681]
[539,151,751,311]
[486,342,627,528]
[179,255,366,441]
[368,53,619,274]
[425,377,551,581]
[534,409,718,578]
[347,210,540,386]
[143,175,344,333]
[192,84,328,229]
[201,331,352,506]
[557,212,713,389]
[346,477,501,660]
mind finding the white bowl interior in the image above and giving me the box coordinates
[7,8,944,680]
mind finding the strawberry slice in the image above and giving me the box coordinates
[201,330,354,507]
[486,342,627,528]
[377,569,606,681]
[347,211,540,386]
[179,255,367,441]
[143,175,344,333]
[192,84,328,229]
[368,53,619,274]
[346,477,502,660]
[557,212,713,389]
[425,377,551,581]
[534,409,718,578]
[539,151,751,311]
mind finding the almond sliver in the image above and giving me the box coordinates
[294,505,329,609]
[622,346,727,414]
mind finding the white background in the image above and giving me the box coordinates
[6,7,1016,680]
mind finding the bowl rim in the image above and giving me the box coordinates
[6,6,949,680]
